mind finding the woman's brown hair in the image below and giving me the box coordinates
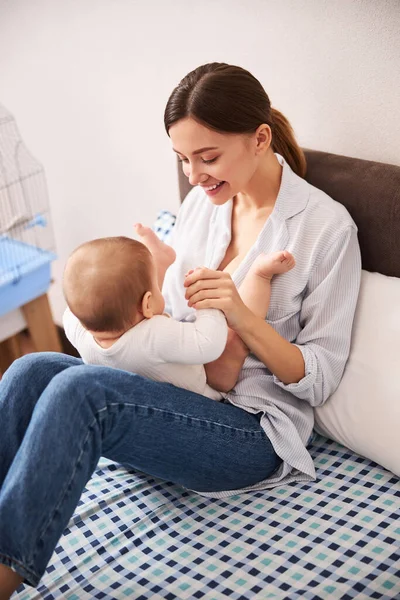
[164,62,306,178]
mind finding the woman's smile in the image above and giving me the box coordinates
[201,180,226,195]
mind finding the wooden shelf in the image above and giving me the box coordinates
[0,293,62,377]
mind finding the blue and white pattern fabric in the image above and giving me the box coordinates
[152,210,176,245]
[14,433,400,599]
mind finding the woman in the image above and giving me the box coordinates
[0,62,361,597]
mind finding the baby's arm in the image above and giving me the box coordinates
[134,223,176,290]
[204,251,295,393]
[149,309,228,365]
[239,251,295,318]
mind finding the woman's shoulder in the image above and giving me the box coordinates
[287,180,360,268]
[308,181,355,223]
[304,180,357,233]
[277,156,356,235]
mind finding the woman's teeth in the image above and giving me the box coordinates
[205,181,224,191]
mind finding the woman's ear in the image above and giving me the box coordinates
[255,124,272,154]
[139,290,154,319]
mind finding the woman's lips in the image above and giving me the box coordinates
[202,181,226,196]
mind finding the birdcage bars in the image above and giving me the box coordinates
[0,104,56,316]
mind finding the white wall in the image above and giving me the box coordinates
[0,0,399,325]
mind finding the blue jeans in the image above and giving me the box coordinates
[0,352,282,587]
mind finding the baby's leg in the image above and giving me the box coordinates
[239,251,295,318]
[134,224,176,289]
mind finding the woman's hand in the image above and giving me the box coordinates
[184,267,251,331]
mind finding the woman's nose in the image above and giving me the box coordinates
[187,164,206,186]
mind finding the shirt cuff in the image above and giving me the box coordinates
[272,344,317,395]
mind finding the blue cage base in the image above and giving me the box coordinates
[0,237,56,317]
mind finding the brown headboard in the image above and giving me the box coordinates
[178,149,400,278]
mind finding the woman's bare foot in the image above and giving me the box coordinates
[134,223,176,270]
[251,250,295,280]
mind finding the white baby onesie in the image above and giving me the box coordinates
[63,307,228,401]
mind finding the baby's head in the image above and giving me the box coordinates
[63,236,165,336]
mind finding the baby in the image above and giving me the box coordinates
[63,226,295,400]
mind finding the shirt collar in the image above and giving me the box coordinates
[272,153,310,221]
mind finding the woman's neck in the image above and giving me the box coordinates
[235,151,283,212]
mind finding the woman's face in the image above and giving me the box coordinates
[169,117,260,205]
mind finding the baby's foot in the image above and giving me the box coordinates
[252,251,295,280]
[134,223,176,269]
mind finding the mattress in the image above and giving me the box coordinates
[15,433,400,599]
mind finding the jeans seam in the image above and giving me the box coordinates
[105,402,264,435]
[0,551,38,584]
[32,413,100,564]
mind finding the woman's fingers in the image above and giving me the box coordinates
[187,288,229,307]
[184,268,233,300]
[184,267,229,287]
[190,298,226,311]
[185,279,230,300]
[183,267,249,330]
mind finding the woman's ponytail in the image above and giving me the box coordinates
[270,108,306,178]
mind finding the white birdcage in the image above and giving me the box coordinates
[0,103,56,317]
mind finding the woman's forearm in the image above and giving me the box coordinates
[236,310,305,384]
[204,328,249,392]
[205,310,305,391]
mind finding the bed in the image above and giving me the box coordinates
[15,149,400,599]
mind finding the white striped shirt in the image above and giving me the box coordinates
[162,154,362,497]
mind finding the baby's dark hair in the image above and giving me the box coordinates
[63,236,153,332]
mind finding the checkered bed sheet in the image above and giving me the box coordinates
[15,433,400,600]
[15,211,400,598]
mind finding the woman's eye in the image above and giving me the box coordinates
[177,157,218,165]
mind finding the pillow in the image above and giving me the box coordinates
[314,270,400,476]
